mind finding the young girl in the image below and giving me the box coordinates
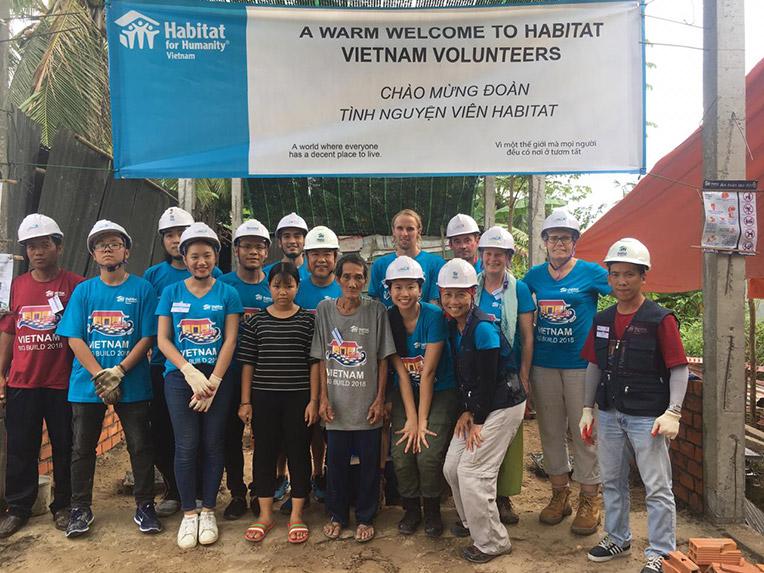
[156,223,243,549]
[237,262,319,544]
[385,255,458,538]
[439,258,527,564]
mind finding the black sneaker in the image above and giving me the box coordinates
[224,496,247,520]
[134,502,162,534]
[587,535,631,562]
[66,506,94,538]
[641,555,664,573]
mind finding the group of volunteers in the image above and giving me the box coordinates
[0,204,688,573]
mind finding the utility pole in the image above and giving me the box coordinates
[702,0,746,523]
[178,178,196,215]
[527,175,547,266]
[231,178,242,270]
[484,176,496,229]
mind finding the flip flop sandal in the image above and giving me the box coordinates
[244,521,274,543]
[354,523,375,543]
[287,522,310,544]
[322,519,343,540]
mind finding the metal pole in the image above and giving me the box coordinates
[702,0,746,523]
[484,176,496,229]
[231,179,243,271]
[527,175,547,267]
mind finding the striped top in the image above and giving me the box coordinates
[237,307,315,392]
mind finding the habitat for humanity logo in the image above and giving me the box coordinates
[114,9,230,59]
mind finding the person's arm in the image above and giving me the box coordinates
[68,338,103,377]
[0,331,13,401]
[239,363,253,424]
[120,336,153,371]
[157,315,188,371]
[211,313,240,380]
[417,340,443,449]
[368,356,388,425]
[518,311,533,394]
[305,362,320,425]
[390,355,418,453]
[318,359,334,422]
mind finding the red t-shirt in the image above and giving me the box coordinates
[0,270,84,389]
[581,310,688,369]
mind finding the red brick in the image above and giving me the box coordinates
[693,413,703,429]
[682,409,693,424]
[688,460,703,479]
[685,395,702,413]
[38,442,52,462]
[672,455,686,472]
[680,473,694,490]
[679,425,687,439]
[693,446,703,462]
[673,482,690,503]
[680,440,696,459]
[688,492,703,513]
[687,428,703,446]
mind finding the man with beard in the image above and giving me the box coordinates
[446,214,482,273]
[219,220,273,520]
[143,207,221,517]
[263,213,311,283]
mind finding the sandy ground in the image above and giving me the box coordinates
[0,420,751,573]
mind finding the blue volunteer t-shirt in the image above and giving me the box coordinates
[56,274,157,403]
[523,260,610,369]
[369,251,445,308]
[263,260,311,282]
[295,278,341,313]
[143,261,222,366]
[454,320,500,352]
[219,271,272,322]
[473,258,483,274]
[478,279,535,369]
[156,279,243,375]
[394,302,455,392]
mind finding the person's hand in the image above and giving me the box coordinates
[305,400,319,426]
[238,403,252,425]
[579,407,595,445]
[519,371,530,395]
[367,397,384,425]
[189,394,214,412]
[651,410,681,440]
[417,418,437,451]
[100,386,121,405]
[93,365,124,398]
[453,412,473,441]
[394,415,419,454]
[466,423,483,451]
[319,396,335,423]
[0,374,6,404]
[383,401,393,425]
[180,363,215,398]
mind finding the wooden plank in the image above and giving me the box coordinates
[7,108,42,259]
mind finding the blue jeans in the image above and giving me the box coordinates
[597,408,676,558]
[164,365,234,512]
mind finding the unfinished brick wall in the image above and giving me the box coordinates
[670,372,704,513]
[38,407,124,475]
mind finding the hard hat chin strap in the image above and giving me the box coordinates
[101,262,124,272]
[547,244,577,271]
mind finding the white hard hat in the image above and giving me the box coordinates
[478,226,516,252]
[234,219,270,245]
[179,222,221,255]
[158,207,194,234]
[541,208,580,238]
[446,213,480,238]
[304,225,339,251]
[604,238,651,270]
[384,255,425,285]
[87,220,132,254]
[276,212,309,235]
[437,258,478,289]
[18,213,63,244]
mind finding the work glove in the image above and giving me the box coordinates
[188,374,222,413]
[651,410,681,440]
[93,365,125,402]
[181,363,215,398]
[579,406,595,445]
[100,386,122,406]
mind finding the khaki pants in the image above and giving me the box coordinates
[443,402,525,555]
[531,366,600,485]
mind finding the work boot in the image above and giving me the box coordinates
[0,512,28,538]
[539,486,572,525]
[422,497,443,538]
[397,497,422,535]
[497,496,520,525]
[570,492,601,535]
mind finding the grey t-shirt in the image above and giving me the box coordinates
[311,297,396,431]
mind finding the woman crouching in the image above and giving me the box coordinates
[440,258,527,564]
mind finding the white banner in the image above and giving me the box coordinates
[246,2,644,176]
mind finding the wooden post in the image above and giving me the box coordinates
[749,297,757,422]
[231,179,243,271]
[484,176,496,229]
[178,179,196,215]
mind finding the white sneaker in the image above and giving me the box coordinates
[198,511,218,545]
[177,514,199,549]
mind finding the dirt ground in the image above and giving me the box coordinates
[0,420,754,573]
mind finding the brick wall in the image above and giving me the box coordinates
[670,372,704,513]
[38,407,124,476]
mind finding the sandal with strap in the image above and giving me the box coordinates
[322,519,343,540]
[287,522,309,544]
[355,523,375,543]
[244,521,274,543]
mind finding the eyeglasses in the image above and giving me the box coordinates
[545,236,574,246]
[94,242,125,252]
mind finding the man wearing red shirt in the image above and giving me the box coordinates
[578,238,688,573]
[0,214,84,537]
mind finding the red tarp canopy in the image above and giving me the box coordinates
[576,58,764,295]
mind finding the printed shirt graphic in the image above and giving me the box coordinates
[143,261,222,365]
[295,278,341,313]
[56,275,157,403]
[310,298,395,431]
[263,260,311,282]
[219,271,272,321]
[523,260,610,369]
[369,250,445,308]
[393,302,455,392]
[156,279,243,375]
[0,270,84,390]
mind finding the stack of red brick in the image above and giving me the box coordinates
[670,375,704,513]
[662,539,764,573]
[37,407,124,476]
